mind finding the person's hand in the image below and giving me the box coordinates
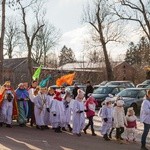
[79,110,83,113]
[53,114,56,116]
[46,108,50,113]
[66,105,69,108]
[104,118,108,122]
[84,110,88,112]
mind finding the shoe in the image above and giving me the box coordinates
[6,124,12,128]
[62,127,67,131]
[44,126,49,129]
[83,128,87,134]
[120,137,124,140]
[141,146,149,150]
[0,122,3,127]
[76,133,81,137]
[68,125,72,132]
[103,134,110,141]
[92,133,97,136]
[141,147,149,150]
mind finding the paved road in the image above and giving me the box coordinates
[0,114,150,150]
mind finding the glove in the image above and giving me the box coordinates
[79,111,83,113]
[53,114,56,116]
[66,105,69,108]
[103,118,108,122]
[84,110,88,112]
[46,108,50,113]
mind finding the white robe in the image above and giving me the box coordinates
[50,99,65,128]
[1,99,13,125]
[101,105,113,135]
[34,94,47,126]
[72,99,85,134]
[63,99,74,127]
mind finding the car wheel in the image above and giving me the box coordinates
[130,103,138,114]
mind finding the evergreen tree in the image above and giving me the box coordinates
[59,45,76,66]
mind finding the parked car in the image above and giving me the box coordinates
[93,81,109,91]
[136,80,150,88]
[65,85,86,96]
[92,85,125,108]
[105,81,135,88]
[115,88,147,114]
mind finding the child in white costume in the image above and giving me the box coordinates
[34,87,47,130]
[126,107,137,142]
[1,90,14,128]
[101,97,113,140]
[62,91,73,132]
[72,89,85,137]
[113,100,127,140]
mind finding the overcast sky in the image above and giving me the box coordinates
[45,0,143,61]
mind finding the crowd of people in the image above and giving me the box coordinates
[0,80,150,150]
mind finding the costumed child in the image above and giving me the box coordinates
[52,91,65,133]
[126,107,137,142]
[15,83,29,127]
[33,86,47,130]
[113,100,127,141]
[0,81,17,127]
[44,87,55,129]
[100,97,113,140]
[83,95,98,136]
[62,90,73,132]
[72,89,85,137]
[1,91,14,128]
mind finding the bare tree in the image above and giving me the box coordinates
[115,0,150,42]
[4,17,20,58]
[0,0,6,83]
[17,0,44,80]
[32,22,61,66]
[82,0,123,80]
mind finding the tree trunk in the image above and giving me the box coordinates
[0,0,6,84]
[28,45,33,82]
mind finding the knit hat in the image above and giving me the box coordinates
[127,107,135,115]
[116,100,124,107]
[105,97,112,104]
[77,89,85,99]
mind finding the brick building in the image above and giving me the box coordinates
[113,62,136,82]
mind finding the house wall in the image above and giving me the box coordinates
[113,62,136,82]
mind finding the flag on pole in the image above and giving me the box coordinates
[39,75,52,87]
[32,66,42,80]
[56,73,75,87]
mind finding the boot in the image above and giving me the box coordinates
[103,134,110,141]
[0,122,3,127]
[62,127,67,131]
[68,124,72,132]
[91,129,97,136]
[109,128,114,139]
[6,124,12,128]
[83,128,87,134]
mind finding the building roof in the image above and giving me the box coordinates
[3,57,28,69]
[58,62,102,72]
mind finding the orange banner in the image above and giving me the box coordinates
[56,73,75,87]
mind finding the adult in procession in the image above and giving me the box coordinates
[85,81,94,99]
[16,83,29,127]
[140,89,150,150]
[28,80,38,126]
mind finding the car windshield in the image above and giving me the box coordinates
[117,89,139,98]
[93,87,112,94]
[142,80,150,84]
